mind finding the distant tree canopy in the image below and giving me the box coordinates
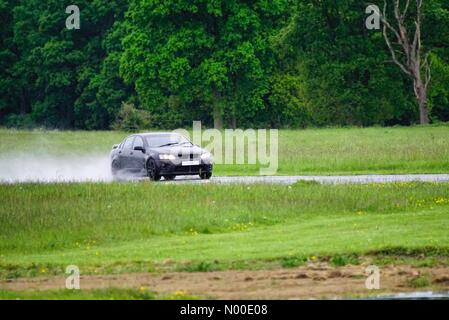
[0,0,131,129]
[0,0,448,129]
[120,0,290,129]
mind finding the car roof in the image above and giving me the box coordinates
[123,133,175,140]
[124,132,187,141]
[139,132,177,136]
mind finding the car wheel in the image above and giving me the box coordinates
[111,160,120,176]
[147,159,161,181]
[163,175,176,181]
[200,172,212,180]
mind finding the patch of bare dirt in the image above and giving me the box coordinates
[1,265,449,299]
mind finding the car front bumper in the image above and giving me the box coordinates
[156,159,213,176]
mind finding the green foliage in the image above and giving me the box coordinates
[184,261,219,272]
[330,254,360,267]
[0,288,159,300]
[0,0,448,128]
[112,102,152,131]
[280,256,307,268]
[407,274,431,288]
[272,0,449,126]
[429,53,449,122]
[275,0,418,126]
[0,0,130,129]
[268,72,310,128]
[2,113,35,129]
[0,0,20,119]
[121,0,290,128]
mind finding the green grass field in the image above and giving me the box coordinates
[1,124,449,175]
[2,125,449,299]
[0,288,198,300]
[2,181,449,280]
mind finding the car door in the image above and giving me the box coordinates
[130,136,146,173]
[120,137,135,170]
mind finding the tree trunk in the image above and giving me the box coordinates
[19,95,26,114]
[213,103,223,129]
[212,90,224,129]
[230,115,237,129]
[19,88,28,114]
[380,0,431,125]
[414,79,430,125]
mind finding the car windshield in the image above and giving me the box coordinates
[145,134,191,148]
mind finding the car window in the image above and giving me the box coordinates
[123,137,134,150]
[133,136,144,149]
[145,134,191,147]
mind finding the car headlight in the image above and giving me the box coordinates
[201,152,212,160]
[159,154,176,160]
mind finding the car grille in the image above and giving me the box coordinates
[178,153,200,160]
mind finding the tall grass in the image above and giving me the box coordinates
[1,182,449,255]
[1,125,449,175]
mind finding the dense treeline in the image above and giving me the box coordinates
[0,0,448,129]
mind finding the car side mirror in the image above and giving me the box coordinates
[134,146,146,153]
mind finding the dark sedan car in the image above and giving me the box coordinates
[110,132,213,181]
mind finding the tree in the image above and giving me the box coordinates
[0,0,20,120]
[112,102,152,131]
[121,0,289,129]
[379,0,431,124]
[73,3,134,130]
[1,0,448,129]
[2,0,132,129]
[274,0,416,126]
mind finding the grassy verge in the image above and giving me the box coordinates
[0,288,199,300]
[1,125,449,175]
[1,182,449,278]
